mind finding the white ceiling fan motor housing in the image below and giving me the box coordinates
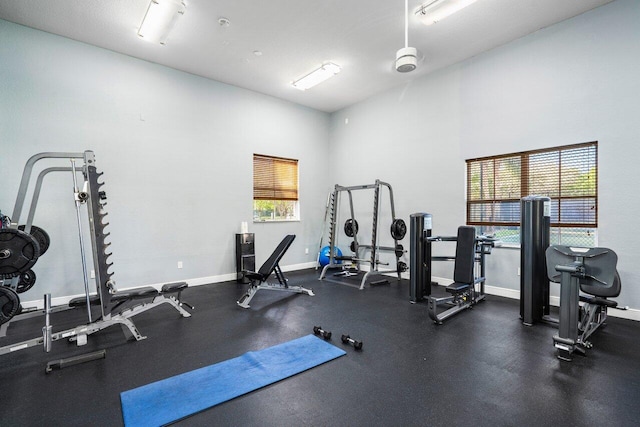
[395,46,417,72]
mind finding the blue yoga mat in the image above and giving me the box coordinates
[120,334,346,426]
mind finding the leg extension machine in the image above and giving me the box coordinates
[545,245,625,361]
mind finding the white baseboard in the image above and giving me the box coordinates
[19,266,640,322]
[20,262,320,310]
[433,277,640,322]
[283,262,318,272]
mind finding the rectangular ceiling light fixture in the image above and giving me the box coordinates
[415,0,478,25]
[292,63,342,91]
[138,0,186,45]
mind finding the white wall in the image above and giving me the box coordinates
[2,0,639,316]
[0,19,330,304]
[329,0,640,313]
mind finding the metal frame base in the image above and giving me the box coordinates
[427,281,486,325]
[0,293,191,356]
[237,282,314,309]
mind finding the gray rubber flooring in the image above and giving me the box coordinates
[1,269,639,426]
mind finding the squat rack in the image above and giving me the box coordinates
[319,179,406,289]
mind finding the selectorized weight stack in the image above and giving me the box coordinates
[520,196,553,326]
[409,213,432,302]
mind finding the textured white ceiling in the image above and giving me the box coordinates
[0,0,614,112]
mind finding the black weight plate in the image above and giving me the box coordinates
[18,225,50,256]
[0,229,40,277]
[17,269,37,294]
[344,219,359,237]
[390,219,407,240]
[395,244,404,257]
[397,261,408,273]
[0,286,20,325]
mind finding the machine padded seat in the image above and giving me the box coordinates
[68,283,187,309]
[68,286,159,308]
[69,294,101,307]
[161,282,188,294]
[446,282,470,294]
[112,286,158,301]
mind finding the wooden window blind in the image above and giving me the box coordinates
[253,154,299,201]
[466,142,597,228]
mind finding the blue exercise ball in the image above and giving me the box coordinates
[319,246,342,266]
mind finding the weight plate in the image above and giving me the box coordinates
[0,286,20,325]
[344,219,359,237]
[17,269,37,294]
[18,225,50,256]
[395,244,404,258]
[350,241,357,253]
[390,219,407,240]
[397,261,408,273]
[0,229,40,278]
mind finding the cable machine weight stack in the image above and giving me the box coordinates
[520,195,552,326]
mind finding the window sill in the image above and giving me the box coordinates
[493,242,520,250]
[253,219,301,223]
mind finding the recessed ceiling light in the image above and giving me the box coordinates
[253,50,263,56]
[218,17,230,27]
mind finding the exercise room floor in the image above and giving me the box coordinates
[2,269,639,426]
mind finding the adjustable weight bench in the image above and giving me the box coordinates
[65,282,191,343]
[237,235,314,309]
[0,282,192,356]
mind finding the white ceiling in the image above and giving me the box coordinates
[0,0,613,113]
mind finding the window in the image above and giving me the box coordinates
[466,142,597,246]
[253,154,299,221]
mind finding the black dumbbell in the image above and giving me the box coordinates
[341,334,363,350]
[313,325,332,340]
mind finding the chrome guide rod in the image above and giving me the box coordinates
[71,159,93,323]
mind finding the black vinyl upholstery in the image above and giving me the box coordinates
[581,270,622,299]
[69,282,188,308]
[246,235,296,283]
[452,226,476,285]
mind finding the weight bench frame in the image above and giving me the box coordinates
[237,235,314,309]
[67,282,191,344]
[0,282,191,356]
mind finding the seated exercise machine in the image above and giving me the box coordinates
[0,151,192,365]
[409,213,495,324]
[545,245,626,361]
[237,234,314,309]
[318,180,407,290]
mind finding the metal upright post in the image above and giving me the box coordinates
[370,181,380,272]
[410,213,432,302]
[42,293,52,352]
